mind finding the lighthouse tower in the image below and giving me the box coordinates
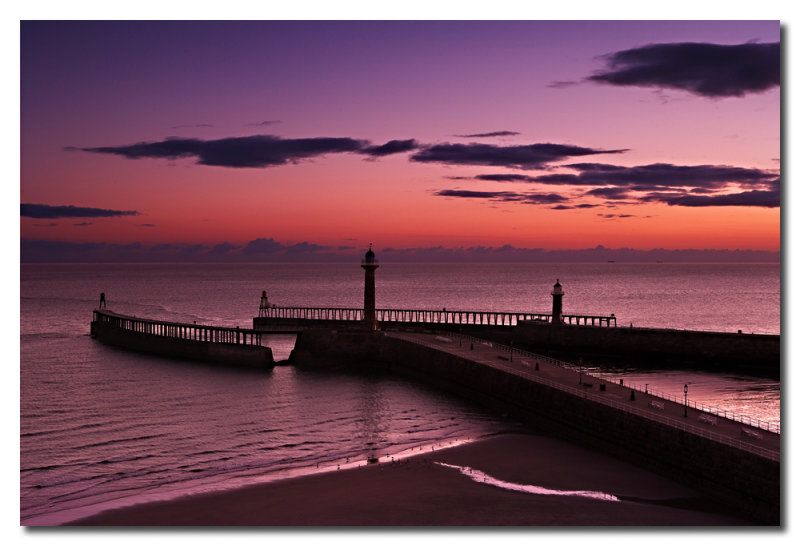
[257,290,271,318]
[551,279,564,326]
[361,245,379,330]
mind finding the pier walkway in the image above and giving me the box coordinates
[385,330,780,460]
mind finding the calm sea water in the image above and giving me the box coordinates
[19,262,780,525]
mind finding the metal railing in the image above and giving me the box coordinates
[256,306,616,327]
[93,309,264,347]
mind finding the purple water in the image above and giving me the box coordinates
[20,262,780,525]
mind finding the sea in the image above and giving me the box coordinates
[19,262,781,525]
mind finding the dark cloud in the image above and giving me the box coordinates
[151,243,179,252]
[170,124,214,129]
[598,213,634,219]
[542,163,774,189]
[655,189,780,208]
[413,143,626,170]
[177,244,209,256]
[435,189,566,205]
[72,222,93,226]
[547,80,579,89]
[584,187,631,200]
[475,174,537,183]
[360,139,419,157]
[285,241,333,256]
[379,244,778,263]
[589,41,780,98]
[21,203,140,219]
[443,164,778,209]
[19,238,778,264]
[20,239,142,262]
[208,242,241,255]
[247,120,281,126]
[78,135,369,168]
[137,223,157,227]
[551,203,602,210]
[436,189,521,200]
[242,237,285,254]
[454,131,521,138]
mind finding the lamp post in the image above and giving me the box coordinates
[684,384,688,417]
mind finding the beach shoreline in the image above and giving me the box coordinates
[62,432,752,526]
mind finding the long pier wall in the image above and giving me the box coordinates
[255,312,779,376]
[91,313,274,369]
[514,322,780,376]
[290,329,779,524]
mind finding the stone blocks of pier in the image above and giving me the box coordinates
[514,321,780,376]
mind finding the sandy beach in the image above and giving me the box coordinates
[65,433,751,526]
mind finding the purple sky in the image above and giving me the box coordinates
[16,17,782,262]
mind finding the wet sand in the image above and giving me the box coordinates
[65,433,751,526]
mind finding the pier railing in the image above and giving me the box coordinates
[388,328,780,438]
[93,309,265,347]
[257,306,616,327]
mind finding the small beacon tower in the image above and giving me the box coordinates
[361,245,379,331]
[551,279,564,326]
[257,290,271,318]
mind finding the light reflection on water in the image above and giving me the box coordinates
[589,369,780,425]
[436,462,620,502]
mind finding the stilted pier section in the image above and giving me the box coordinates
[91,309,273,369]
[253,306,616,331]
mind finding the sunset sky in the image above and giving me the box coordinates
[19,18,781,262]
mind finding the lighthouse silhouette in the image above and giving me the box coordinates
[551,279,564,326]
[361,244,379,330]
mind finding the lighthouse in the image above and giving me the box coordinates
[551,279,564,326]
[361,245,379,330]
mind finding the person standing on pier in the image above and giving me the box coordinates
[99,292,106,309]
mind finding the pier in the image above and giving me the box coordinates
[88,247,780,523]
[290,327,780,523]
[91,309,274,368]
[254,285,616,333]
[256,305,616,329]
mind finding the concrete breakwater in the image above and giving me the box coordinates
[91,310,274,369]
[257,315,779,377]
[513,322,780,377]
[290,328,780,524]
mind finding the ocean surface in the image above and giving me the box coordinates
[19,262,781,525]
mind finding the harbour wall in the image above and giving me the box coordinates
[290,329,779,524]
[90,320,274,369]
[256,315,780,376]
[513,322,780,377]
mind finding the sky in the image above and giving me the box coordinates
[18,18,781,262]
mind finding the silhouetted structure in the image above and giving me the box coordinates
[257,290,274,318]
[361,245,379,331]
[551,280,563,326]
